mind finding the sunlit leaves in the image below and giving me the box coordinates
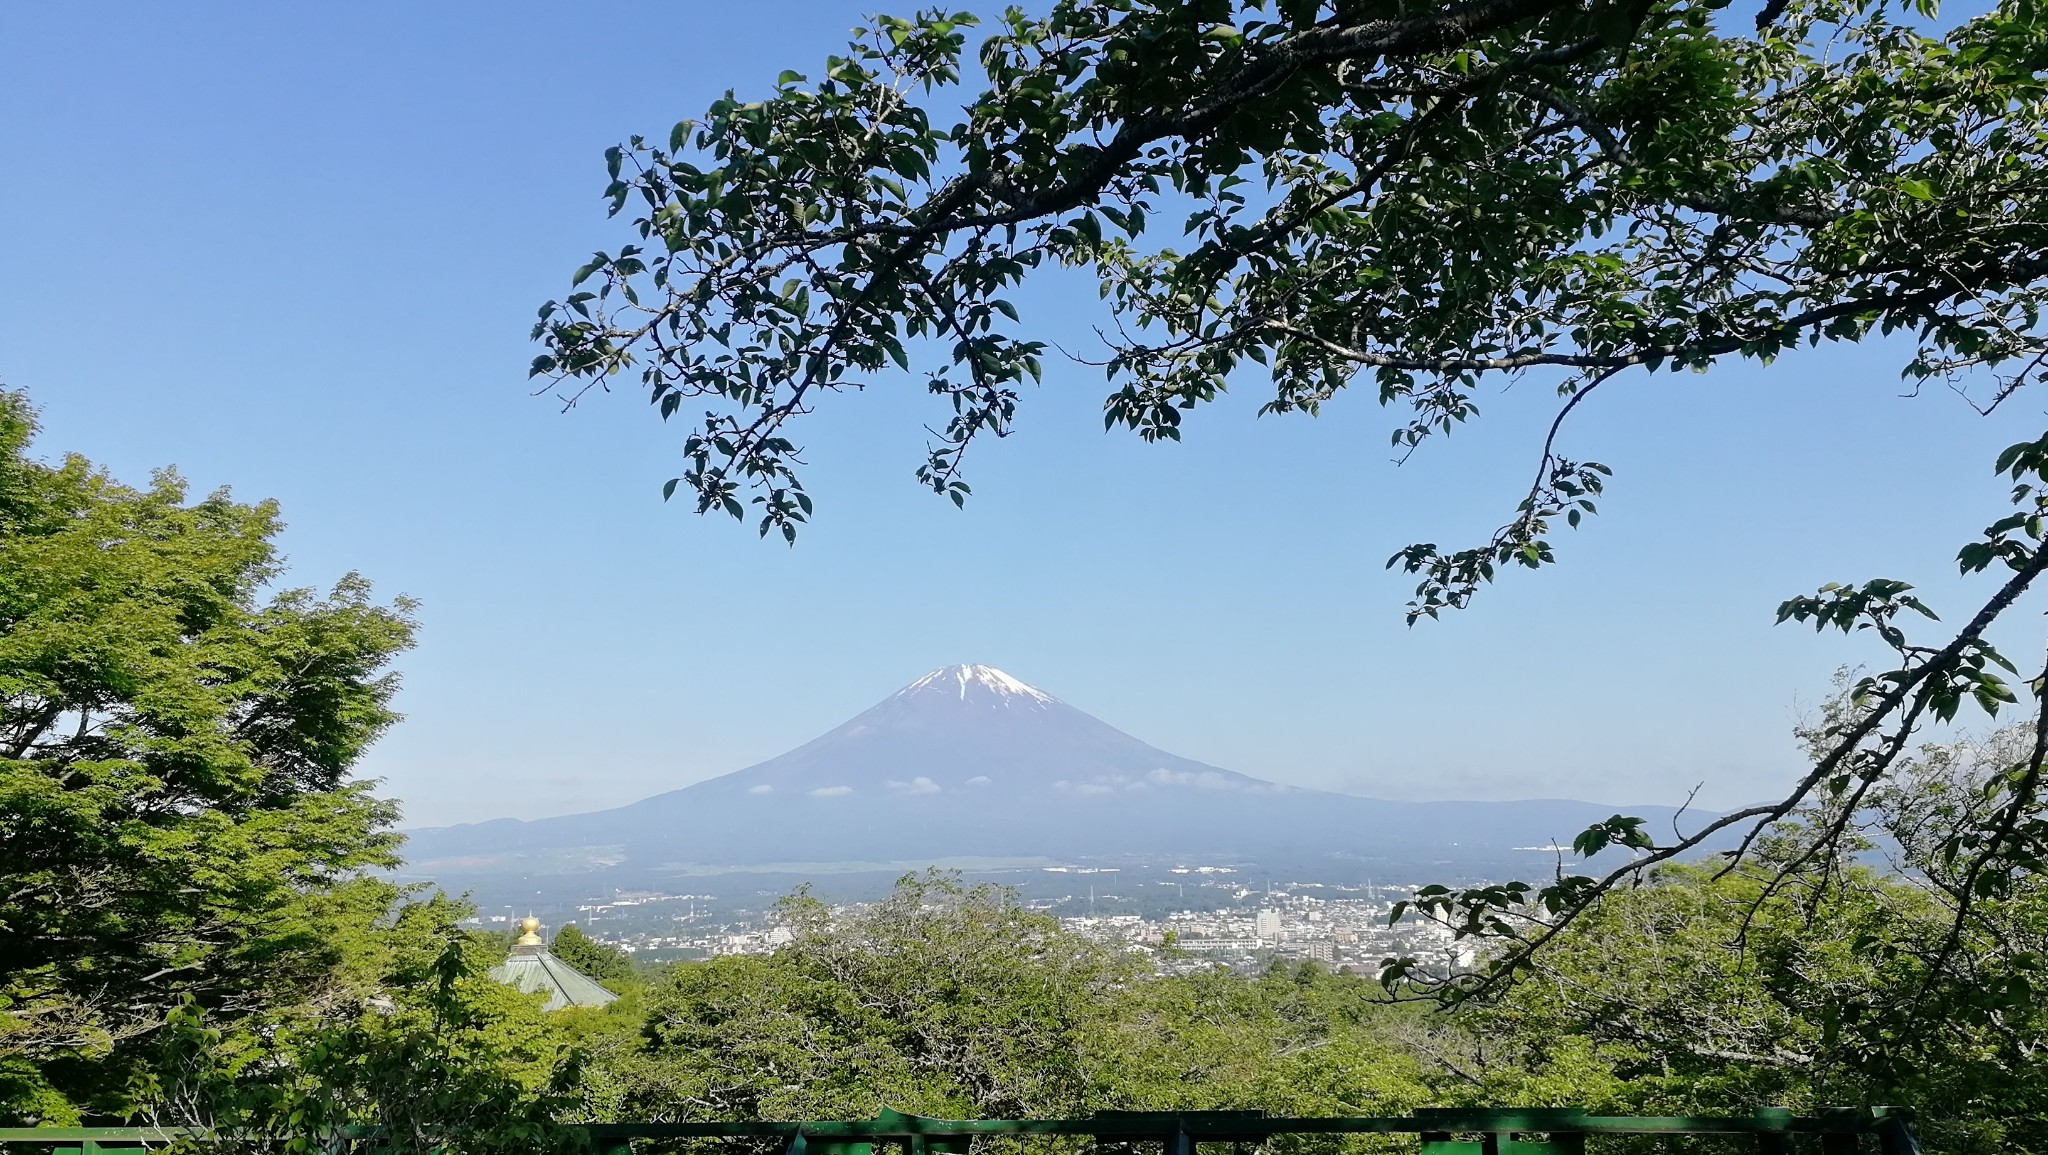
[534,0,2048,573]
[0,389,420,1122]
[1572,814,1654,858]
[1386,460,1609,623]
[527,0,2048,1009]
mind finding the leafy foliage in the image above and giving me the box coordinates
[580,874,1438,1152]
[0,390,419,1124]
[622,873,1130,1120]
[578,865,2044,1149]
[531,0,2048,1002]
[1091,960,1432,1125]
[550,925,636,988]
[0,387,600,1152]
[537,0,2048,560]
[1459,858,2048,1153]
[139,899,583,1155]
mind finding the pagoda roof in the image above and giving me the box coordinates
[489,944,619,1011]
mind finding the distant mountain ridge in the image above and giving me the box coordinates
[401,664,1711,877]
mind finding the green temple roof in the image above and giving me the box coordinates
[488,918,619,1011]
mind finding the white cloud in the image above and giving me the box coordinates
[1145,767,1270,791]
[886,776,941,795]
[964,775,992,787]
[1053,778,1119,795]
[747,784,775,795]
[808,785,854,798]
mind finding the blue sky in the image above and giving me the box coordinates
[5,2,2038,827]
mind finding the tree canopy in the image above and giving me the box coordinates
[0,390,424,1121]
[533,0,2048,555]
[571,866,2040,1152]
[549,925,636,988]
[532,0,2048,1000]
[1457,727,2048,1153]
[589,874,1431,1128]
[0,390,583,1144]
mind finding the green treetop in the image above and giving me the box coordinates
[548,925,635,987]
[0,389,419,1123]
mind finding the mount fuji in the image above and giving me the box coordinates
[400,665,1708,879]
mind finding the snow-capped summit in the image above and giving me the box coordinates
[898,664,1058,708]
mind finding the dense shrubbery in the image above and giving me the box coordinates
[557,860,2047,1155]
[550,926,636,988]
[0,390,573,1142]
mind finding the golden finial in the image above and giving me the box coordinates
[514,916,543,947]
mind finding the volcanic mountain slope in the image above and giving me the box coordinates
[401,664,1703,872]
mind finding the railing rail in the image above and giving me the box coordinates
[0,1107,1923,1155]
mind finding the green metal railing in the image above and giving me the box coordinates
[0,1108,1923,1155]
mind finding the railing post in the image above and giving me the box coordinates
[1751,1106,1792,1155]
[1864,1108,1920,1155]
[1816,1107,1864,1155]
[1499,1134,1582,1155]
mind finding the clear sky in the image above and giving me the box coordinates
[4,3,2038,828]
